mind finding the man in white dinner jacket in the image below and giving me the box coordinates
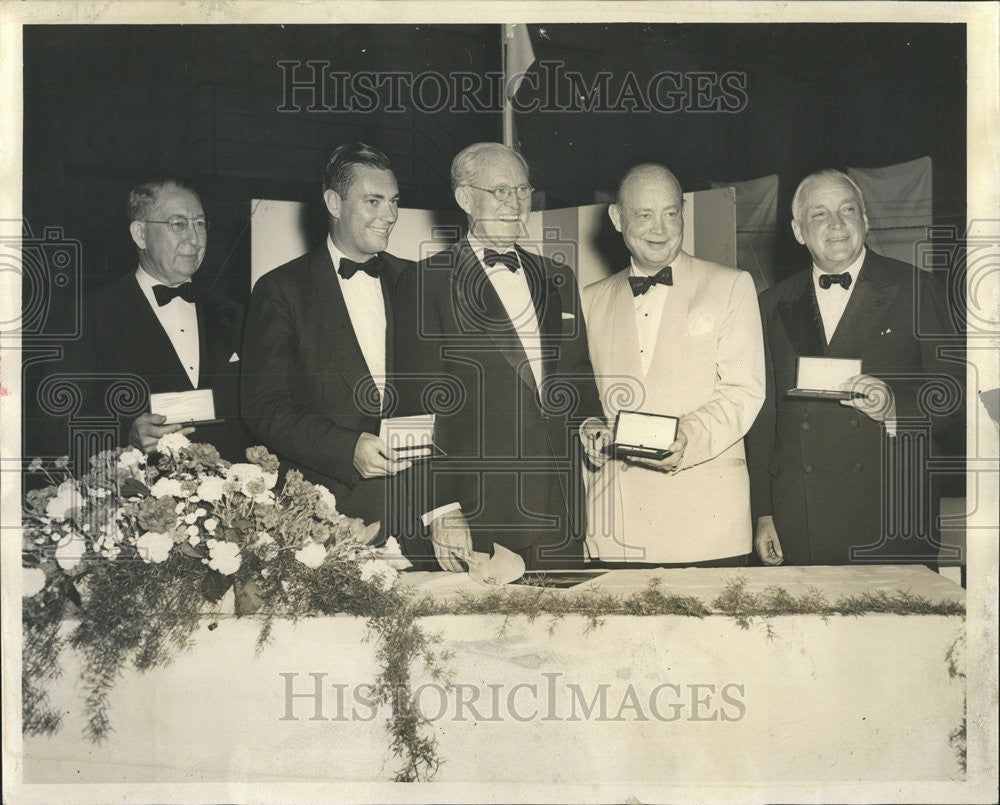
[582,163,765,566]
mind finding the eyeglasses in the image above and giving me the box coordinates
[464,184,534,202]
[142,217,210,235]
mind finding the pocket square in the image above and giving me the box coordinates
[229,352,240,363]
[561,312,575,320]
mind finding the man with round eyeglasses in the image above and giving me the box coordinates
[394,142,603,571]
[41,178,250,464]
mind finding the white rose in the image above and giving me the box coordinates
[54,531,87,570]
[23,566,46,597]
[117,447,146,471]
[156,431,190,457]
[359,559,398,591]
[45,480,80,521]
[135,531,174,564]
[207,540,242,575]
[204,517,218,532]
[150,477,185,498]
[196,476,226,503]
[294,541,327,569]
[226,463,279,499]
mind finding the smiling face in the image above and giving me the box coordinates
[129,185,206,286]
[609,167,684,274]
[326,165,399,261]
[791,175,869,273]
[455,151,531,249]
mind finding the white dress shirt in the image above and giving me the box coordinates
[468,234,545,388]
[135,266,199,387]
[812,247,866,344]
[327,235,387,402]
[630,259,671,375]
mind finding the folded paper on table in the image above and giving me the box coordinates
[788,356,864,400]
[612,410,679,460]
[379,414,440,459]
[467,544,526,586]
[149,389,221,426]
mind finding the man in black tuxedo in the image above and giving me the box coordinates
[746,170,962,566]
[48,178,249,464]
[395,142,603,571]
[242,143,417,543]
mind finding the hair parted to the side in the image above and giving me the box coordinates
[127,178,201,223]
[450,142,529,192]
[323,142,393,198]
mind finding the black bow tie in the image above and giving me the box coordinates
[819,272,852,290]
[629,266,673,296]
[483,248,520,272]
[152,282,196,306]
[339,254,383,280]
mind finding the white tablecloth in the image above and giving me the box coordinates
[18,566,965,785]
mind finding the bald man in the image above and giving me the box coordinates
[581,164,765,566]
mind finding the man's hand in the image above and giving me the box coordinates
[430,510,473,572]
[754,515,784,565]
[129,413,195,454]
[625,428,688,473]
[579,417,612,468]
[839,374,895,423]
[353,432,412,478]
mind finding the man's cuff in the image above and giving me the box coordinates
[421,502,461,527]
[883,419,897,438]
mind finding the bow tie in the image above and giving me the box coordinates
[483,248,520,272]
[339,254,383,280]
[629,266,673,296]
[152,282,196,306]
[818,272,852,290]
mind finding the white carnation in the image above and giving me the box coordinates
[135,531,174,563]
[117,447,146,471]
[358,559,398,591]
[196,476,226,502]
[45,480,80,521]
[314,484,338,516]
[150,477,185,498]
[54,531,87,570]
[207,540,242,575]
[23,566,46,597]
[294,541,327,569]
[156,431,190,457]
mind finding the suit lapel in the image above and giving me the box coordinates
[776,270,827,357]
[452,239,538,394]
[120,276,195,390]
[309,246,378,412]
[517,245,561,384]
[649,251,693,377]
[826,252,900,357]
[195,287,237,384]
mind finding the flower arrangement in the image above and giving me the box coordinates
[22,436,444,781]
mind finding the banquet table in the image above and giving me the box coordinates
[18,565,966,785]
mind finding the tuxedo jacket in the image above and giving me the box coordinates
[394,238,602,566]
[241,244,416,535]
[745,250,962,565]
[582,251,765,563]
[66,273,249,463]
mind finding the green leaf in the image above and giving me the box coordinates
[120,479,149,498]
[233,578,265,616]
[362,521,382,546]
[200,569,233,603]
[178,542,206,560]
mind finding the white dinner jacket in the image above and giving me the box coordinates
[582,250,765,563]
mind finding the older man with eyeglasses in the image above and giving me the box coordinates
[40,178,250,464]
[394,142,603,571]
